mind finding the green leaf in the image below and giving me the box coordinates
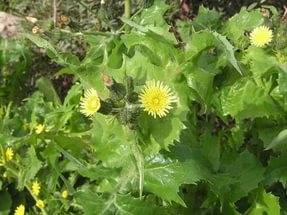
[220,79,280,120]
[74,190,107,214]
[265,129,287,150]
[212,31,242,75]
[18,146,42,189]
[265,153,287,186]
[191,6,221,31]
[78,165,121,181]
[0,191,11,215]
[246,190,280,215]
[211,151,264,202]
[144,155,210,205]
[243,47,279,78]
[36,77,61,105]
[91,115,133,168]
[139,113,185,153]
[115,195,169,215]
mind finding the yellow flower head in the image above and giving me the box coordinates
[36,200,45,209]
[80,88,101,117]
[5,147,14,161]
[32,180,41,196]
[32,26,40,34]
[61,190,68,199]
[250,26,273,47]
[35,124,45,134]
[14,204,25,215]
[139,80,177,118]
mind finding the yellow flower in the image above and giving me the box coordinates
[35,124,45,134]
[5,147,14,161]
[139,80,177,118]
[32,26,40,34]
[250,26,273,47]
[80,88,101,117]
[32,180,41,196]
[14,204,25,215]
[61,190,68,199]
[36,199,45,209]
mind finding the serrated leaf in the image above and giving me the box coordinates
[212,151,264,202]
[191,6,221,31]
[91,115,133,168]
[18,146,42,189]
[144,155,210,205]
[212,31,242,75]
[246,190,280,215]
[221,79,280,120]
[243,47,279,78]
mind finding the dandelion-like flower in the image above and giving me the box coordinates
[80,88,101,117]
[250,26,273,47]
[32,180,41,196]
[5,147,14,161]
[36,200,45,209]
[14,204,25,215]
[61,190,68,199]
[35,124,45,134]
[139,80,177,118]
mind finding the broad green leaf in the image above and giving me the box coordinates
[243,47,279,78]
[221,79,280,120]
[91,114,133,168]
[144,155,210,205]
[246,190,280,215]
[212,151,264,202]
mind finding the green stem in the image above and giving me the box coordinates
[124,0,131,32]
[124,0,131,19]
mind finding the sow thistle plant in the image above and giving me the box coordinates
[2,1,287,215]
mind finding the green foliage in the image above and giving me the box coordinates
[1,1,287,214]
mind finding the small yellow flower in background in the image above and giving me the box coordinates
[14,204,25,215]
[36,199,45,209]
[139,80,177,118]
[35,124,45,134]
[23,122,30,131]
[80,88,101,117]
[250,26,273,47]
[5,147,14,161]
[32,180,41,196]
[61,190,68,199]
[32,26,40,34]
